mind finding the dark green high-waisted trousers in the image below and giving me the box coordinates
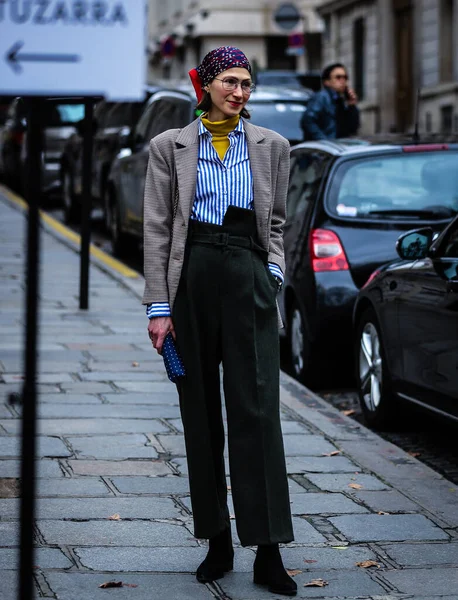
[173,206,294,547]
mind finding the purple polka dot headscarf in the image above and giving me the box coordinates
[197,46,252,86]
[189,46,252,102]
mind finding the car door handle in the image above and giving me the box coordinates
[446,280,458,293]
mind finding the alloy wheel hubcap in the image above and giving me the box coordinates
[359,322,383,412]
[291,308,304,376]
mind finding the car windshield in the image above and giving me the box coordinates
[328,151,458,221]
[248,101,307,143]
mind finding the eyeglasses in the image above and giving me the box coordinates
[214,77,256,94]
[334,74,349,80]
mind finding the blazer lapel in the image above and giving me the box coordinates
[174,120,200,222]
[244,121,272,248]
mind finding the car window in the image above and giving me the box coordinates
[443,223,458,259]
[134,100,157,144]
[104,103,133,128]
[248,101,308,143]
[94,102,116,128]
[147,98,192,140]
[328,151,458,221]
[287,150,331,220]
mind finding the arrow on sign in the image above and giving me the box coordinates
[6,41,81,74]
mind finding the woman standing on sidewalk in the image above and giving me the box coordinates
[143,47,296,597]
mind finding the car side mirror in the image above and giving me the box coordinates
[396,227,433,260]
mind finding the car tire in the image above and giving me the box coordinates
[355,307,398,430]
[289,300,314,386]
[62,168,81,224]
[109,188,132,259]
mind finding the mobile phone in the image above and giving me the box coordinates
[344,86,350,100]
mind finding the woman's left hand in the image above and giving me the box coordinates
[148,316,175,355]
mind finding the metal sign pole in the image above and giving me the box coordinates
[19,97,43,600]
[79,98,94,310]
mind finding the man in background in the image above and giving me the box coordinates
[301,63,360,141]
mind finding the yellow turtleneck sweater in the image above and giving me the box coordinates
[201,114,240,161]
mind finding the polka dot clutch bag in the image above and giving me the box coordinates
[162,332,186,383]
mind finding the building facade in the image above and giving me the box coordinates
[318,0,458,135]
[146,0,325,84]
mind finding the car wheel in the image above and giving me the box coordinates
[109,188,132,258]
[62,169,81,224]
[356,307,398,430]
[289,300,313,385]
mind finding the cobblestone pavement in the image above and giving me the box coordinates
[2,188,458,599]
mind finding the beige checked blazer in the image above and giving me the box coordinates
[142,118,290,324]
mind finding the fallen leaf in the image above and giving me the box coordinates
[132,361,139,367]
[304,578,328,587]
[408,451,421,458]
[99,581,123,588]
[356,560,381,569]
[227,485,232,491]
[99,581,138,588]
[323,450,341,457]
[286,569,303,576]
[303,559,317,564]
[229,514,235,520]
[331,546,348,550]
[108,513,121,520]
[342,409,355,416]
[348,483,363,490]
[378,511,389,515]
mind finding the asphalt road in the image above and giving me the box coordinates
[47,205,458,487]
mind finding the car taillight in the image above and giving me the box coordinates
[310,229,349,272]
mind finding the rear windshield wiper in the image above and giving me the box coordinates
[366,207,457,219]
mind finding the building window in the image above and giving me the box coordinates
[323,15,331,43]
[353,17,365,100]
[441,105,454,134]
[440,0,454,82]
[425,112,432,133]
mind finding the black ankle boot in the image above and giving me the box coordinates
[253,544,297,596]
[196,527,234,583]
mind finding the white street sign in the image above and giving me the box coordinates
[0,0,146,100]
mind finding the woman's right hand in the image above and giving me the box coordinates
[147,317,175,355]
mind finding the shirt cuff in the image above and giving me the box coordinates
[268,263,284,283]
[146,303,171,319]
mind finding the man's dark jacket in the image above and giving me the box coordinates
[301,87,360,141]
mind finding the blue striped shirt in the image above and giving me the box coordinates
[146,118,283,319]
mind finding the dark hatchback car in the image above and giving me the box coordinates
[279,140,458,386]
[353,214,458,429]
[107,88,195,256]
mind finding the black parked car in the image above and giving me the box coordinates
[107,88,195,256]
[60,87,160,224]
[353,214,458,429]
[279,140,458,386]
